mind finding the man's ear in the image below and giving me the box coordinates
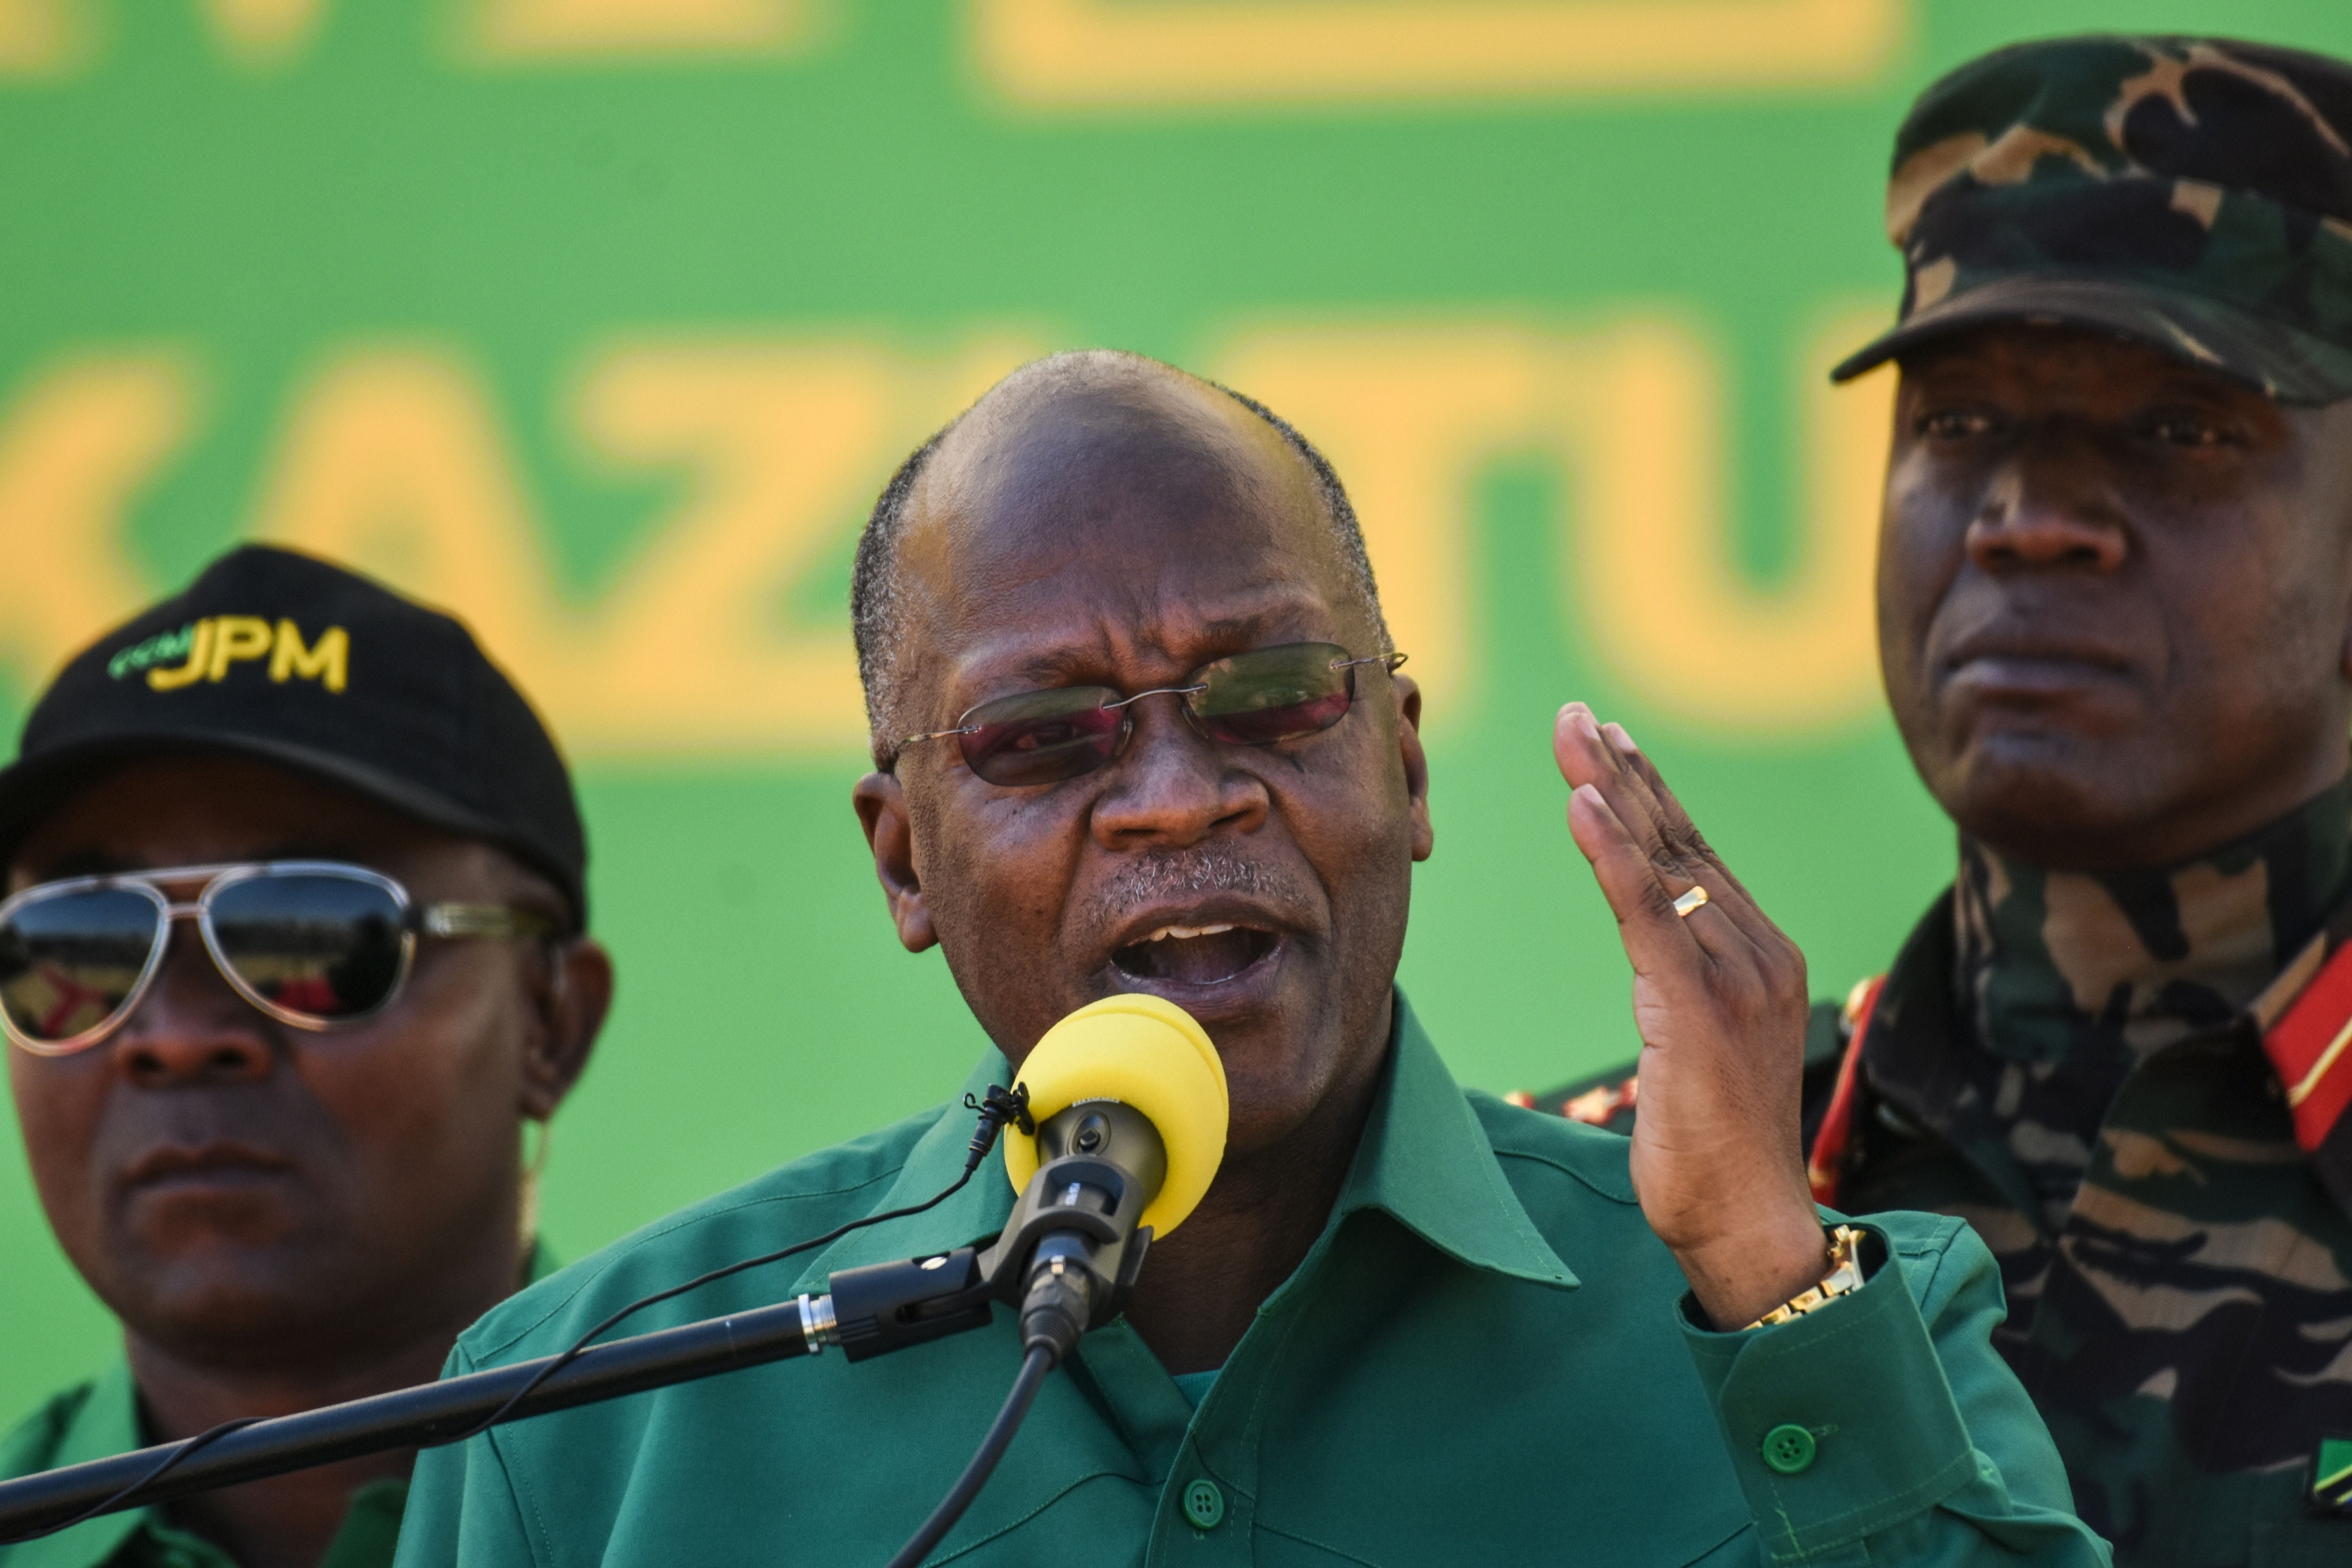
[519,936,613,1120]
[853,772,938,952]
[1392,673,1433,862]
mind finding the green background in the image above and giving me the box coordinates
[5,0,2350,1422]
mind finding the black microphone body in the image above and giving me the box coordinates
[987,1098,1168,1360]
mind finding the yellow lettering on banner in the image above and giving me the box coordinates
[462,0,824,59]
[1215,329,1540,716]
[1215,314,1891,733]
[571,338,1030,755]
[0,0,82,76]
[250,347,588,713]
[199,0,326,64]
[248,338,1030,756]
[0,354,192,694]
[971,0,1907,108]
[1566,315,1889,730]
[271,620,350,692]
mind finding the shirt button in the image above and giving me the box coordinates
[1761,1424,1817,1475]
[1183,1478,1226,1529]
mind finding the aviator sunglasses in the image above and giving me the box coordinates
[899,641,1407,788]
[0,861,554,1056]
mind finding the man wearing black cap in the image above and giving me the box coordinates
[0,544,612,1568]
[1545,33,2352,1565]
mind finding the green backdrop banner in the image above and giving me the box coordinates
[4,0,2347,1420]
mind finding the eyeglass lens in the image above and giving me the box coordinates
[954,642,1365,787]
[957,685,1131,788]
[0,886,161,1046]
[207,874,408,1023]
[0,871,414,1050]
[1188,642,1358,745]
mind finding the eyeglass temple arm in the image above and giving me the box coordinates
[421,905,557,940]
[900,724,978,747]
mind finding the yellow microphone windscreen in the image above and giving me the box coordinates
[1004,995,1228,1238]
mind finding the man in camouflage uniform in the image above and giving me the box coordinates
[1541,34,2352,1567]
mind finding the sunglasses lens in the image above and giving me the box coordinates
[959,688,1127,787]
[1191,643,1356,745]
[0,887,163,1048]
[0,888,162,1048]
[207,873,408,1023]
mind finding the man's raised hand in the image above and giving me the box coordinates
[1553,701,1830,1329]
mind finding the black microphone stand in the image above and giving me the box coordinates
[0,1296,825,1540]
[0,1094,1163,1547]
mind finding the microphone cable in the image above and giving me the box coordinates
[441,1082,1031,1446]
[2,1416,266,1545]
[882,1342,1058,1568]
[8,1084,1035,1547]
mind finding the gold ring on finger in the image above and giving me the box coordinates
[1672,885,1710,920]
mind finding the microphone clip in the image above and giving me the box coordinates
[820,1099,1163,1366]
[960,1084,1033,1172]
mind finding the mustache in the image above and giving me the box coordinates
[92,1079,342,1185]
[1097,851,1304,922]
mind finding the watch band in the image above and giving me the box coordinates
[1741,1224,1869,1330]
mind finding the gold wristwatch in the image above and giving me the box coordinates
[1741,1224,1869,1330]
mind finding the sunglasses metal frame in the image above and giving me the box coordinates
[897,645,1407,782]
[0,860,554,1057]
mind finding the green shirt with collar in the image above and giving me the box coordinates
[397,998,2108,1567]
[0,1364,403,1568]
[0,1247,558,1568]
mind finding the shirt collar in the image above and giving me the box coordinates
[12,1375,410,1568]
[791,992,1574,1295]
[1326,993,1577,1289]
[9,1257,551,1568]
[787,1051,1023,1294]
[8,1362,157,1568]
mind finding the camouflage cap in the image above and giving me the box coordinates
[1833,35,2352,404]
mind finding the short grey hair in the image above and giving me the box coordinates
[849,356,1389,763]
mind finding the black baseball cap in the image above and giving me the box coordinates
[0,544,588,925]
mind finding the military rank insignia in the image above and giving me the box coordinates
[2311,1435,2352,1515]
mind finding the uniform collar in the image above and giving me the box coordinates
[1865,873,2352,1228]
[792,992,1574,1296]
[1953,775,2352,1065]
[2247,899,2352,1214]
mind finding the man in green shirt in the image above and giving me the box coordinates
[0,546,612,1568]
[396,352,2105,1566]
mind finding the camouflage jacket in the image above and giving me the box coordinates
[1541,813,2352,1566]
